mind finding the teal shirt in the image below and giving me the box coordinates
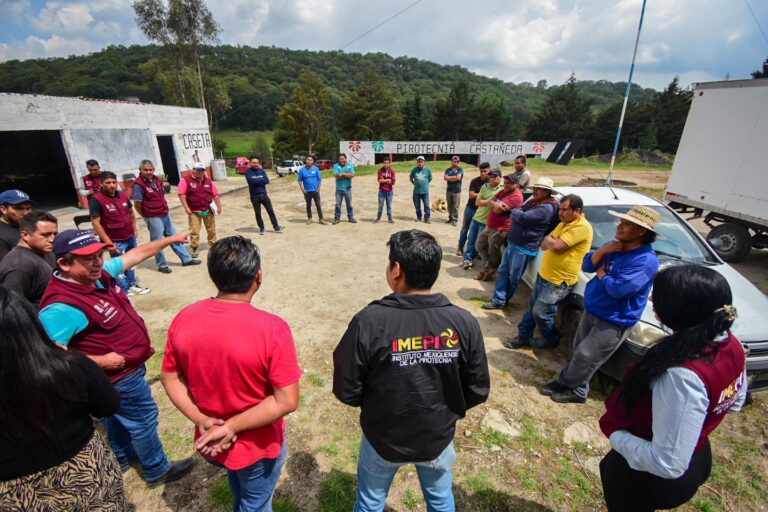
[333,163,355,190]
[39,258,125,346]
[410,166,432,195]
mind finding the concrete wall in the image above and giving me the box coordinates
[0,93,213,185]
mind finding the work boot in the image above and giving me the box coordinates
[319,219,327,225]
[502,336,531,349]
[333,219,340,225]
[147,458,196,488]
[306,218,312,225]
[349,218,358,223]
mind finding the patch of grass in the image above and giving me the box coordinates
[208,477,233,511]
[347,438,361,464]
[571,441,594,456]
[691,497,717,512]
[403,488,421,510]
[553,456,594,504]
[317,472,357,512]
[214,130,273,158]
[635,187,665,200]
[466,474,494,493]
[482,429,510,448]
[529,157,671,172]
[518,415,558,451]
[306,372,326,387]
[705,432,766,506]
[514,468,539,492]
[317,444,341,457]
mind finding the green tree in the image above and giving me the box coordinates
[525,74,592,143]
[655,77,692,154]
[474,95,511,140]
[752,57,768,78]
[251,133,271,161]
[401,93,428,139]
[431,80,476,140]
[132,0,221,115]
[272,71,334,158]
[340,69,404,139]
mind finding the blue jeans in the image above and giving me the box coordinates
[518,275,573,346]
[145,215,193,269]
[462,220,485,262]
[377,190,393,220]
[413,192,430,220]
[210,443,287,512]
[102,366,172,482]
[112,237,138,291]
[490,243,536,306]
[457,206,477,249]
[355,435,456,512]
[335,188,354,220]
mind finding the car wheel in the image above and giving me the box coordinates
[559,305,583,359]
[707,223,752,262]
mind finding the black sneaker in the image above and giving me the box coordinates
[158,267,172,274]
[502,336,532,349]
[147,458,196,488]
[349,218,358,223]
[388,218,394,224]
[551,389,587,404]
[182,259,202,266]
[259,228,265,236]
[481,301,504,310]
[275,225,285,233]
[539,380,568,397]
[425,218,431,224]
[332,219,341,225]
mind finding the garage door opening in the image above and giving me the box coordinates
[157,135,180,186]
[0,130,76,210]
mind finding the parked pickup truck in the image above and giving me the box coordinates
[276,159,302,177]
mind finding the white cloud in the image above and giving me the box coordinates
[30,2,95,34]
[0,34,102,61]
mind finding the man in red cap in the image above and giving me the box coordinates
[38,229,196,488]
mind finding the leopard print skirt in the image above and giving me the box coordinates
[0,430,127,511]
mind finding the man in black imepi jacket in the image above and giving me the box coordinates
[333,229,490,512]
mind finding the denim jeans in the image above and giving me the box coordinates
[377,190,393,220]
[490,243,536,306]
[457,206,477,250]
[355,435,456,512]
[101,366,172,482]
[518,274,573,345]
[145,215,192,269]
[335,188,354,220]
[462,220,485,262]
[112,237,138,291]
[210,443,287,512]
[413,192,430,220]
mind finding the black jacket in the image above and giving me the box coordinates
[333,293,490,462]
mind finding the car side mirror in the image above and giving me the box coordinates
[707,238,724,250]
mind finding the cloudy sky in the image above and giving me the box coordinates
[1,0,766,90]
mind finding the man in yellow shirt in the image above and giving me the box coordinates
[506,194,593,349]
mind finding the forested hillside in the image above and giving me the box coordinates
[0,44,687,157]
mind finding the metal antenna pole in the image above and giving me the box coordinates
[608,0,647,185]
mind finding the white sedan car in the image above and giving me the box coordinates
[521,186,768,392]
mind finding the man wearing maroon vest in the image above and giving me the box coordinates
[80,159,103,197]
[133,159,201,273]
[39,229,196,488]
[90,171,150,296]
[178,163,222,258]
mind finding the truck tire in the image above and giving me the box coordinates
[707,223,751,262]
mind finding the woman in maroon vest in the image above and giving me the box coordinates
[599,265,747,512]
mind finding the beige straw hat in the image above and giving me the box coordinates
[532,176,555,191]
[608,205,660,232]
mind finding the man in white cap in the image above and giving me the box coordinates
[483,177,559,309]
[540,205,660,404]
[178,163,222,258]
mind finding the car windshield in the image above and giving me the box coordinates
[583,205,717,263]
[281,161,295,167]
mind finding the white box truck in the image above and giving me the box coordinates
[665,78,768,261]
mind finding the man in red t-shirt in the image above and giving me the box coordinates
[375,157,397,223]
[474,174,524,281]
[161,236,301,511]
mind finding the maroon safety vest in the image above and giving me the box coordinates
[133,176,169,218]
[182,175,214,212]
[39,272,154,383]
[83,174,102,193]
[600,332,746,454]
[92,191,134,241]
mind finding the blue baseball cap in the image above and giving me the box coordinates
[53,229,110,257]
[0,189,33,205]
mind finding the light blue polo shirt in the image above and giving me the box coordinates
[39,258,124,346]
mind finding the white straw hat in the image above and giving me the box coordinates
[608,205,660,232]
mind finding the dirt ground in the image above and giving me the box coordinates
[117,169,768,511]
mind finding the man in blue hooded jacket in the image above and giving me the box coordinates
[482,177,559,310]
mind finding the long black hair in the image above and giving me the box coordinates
[619,265,735,406]
[0,286,88,442]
